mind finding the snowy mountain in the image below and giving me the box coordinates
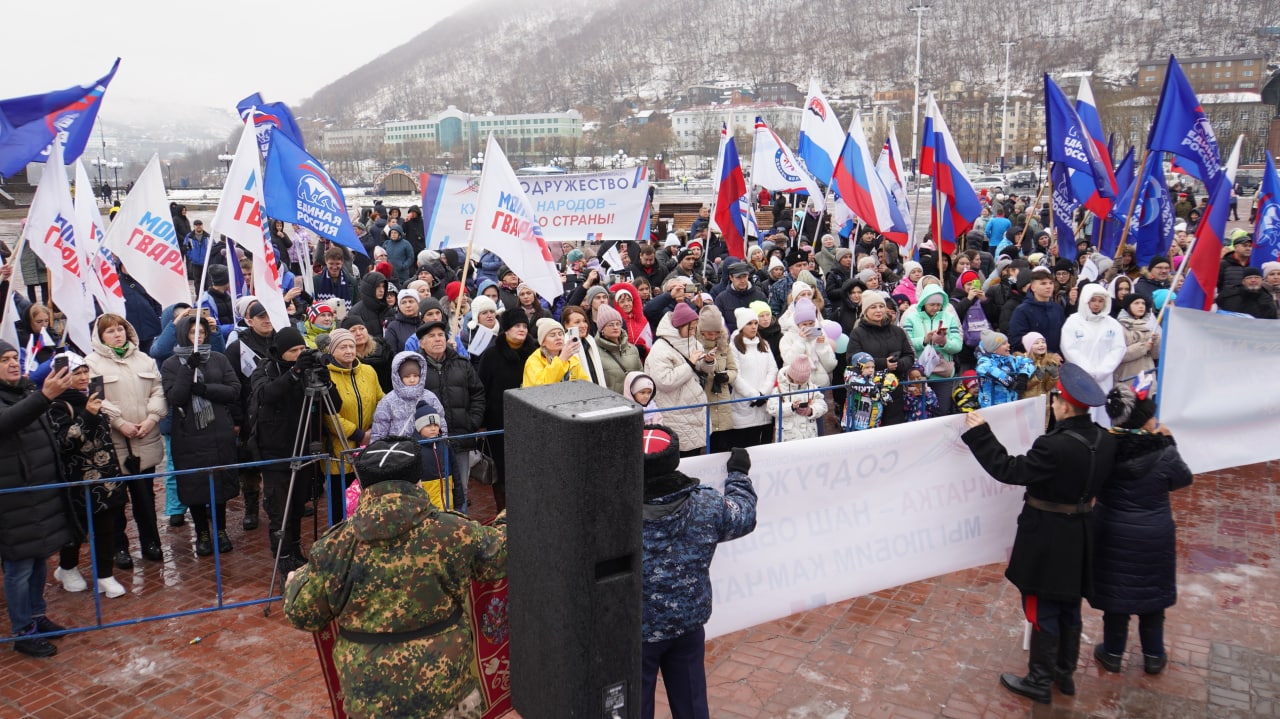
[299,0,1279,122]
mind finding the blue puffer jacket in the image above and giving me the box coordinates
[1089,432,1193,615]
[975,352,1034,408]
[642,471,757,642]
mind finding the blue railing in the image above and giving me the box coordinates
[0,375,961,642]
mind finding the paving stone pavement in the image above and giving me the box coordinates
[0,461,1275,718]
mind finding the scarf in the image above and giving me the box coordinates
[174,344,215,430]
[112,342,131,357]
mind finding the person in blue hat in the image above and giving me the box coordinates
[960,362,1117,706]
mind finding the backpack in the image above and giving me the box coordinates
[960,300,990,347]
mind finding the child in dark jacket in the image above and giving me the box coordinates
[413,403,451,510]
[902,364,939,422]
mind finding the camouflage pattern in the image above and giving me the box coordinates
[642,471,757,642]
[284,479,506,719]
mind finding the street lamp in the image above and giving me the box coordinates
[999,39,1017,173]
[1032,142,1045,186]
[471,151,485,172]
[107,158,124,201]
[218,153,235,176]
[615,149,627,168]
[908,3,931,178]
[165,161,173,192]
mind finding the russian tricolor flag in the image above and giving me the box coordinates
[711,122,749,259]
[831,111,908,247]
[920,94,981,254]
[1075,77,1118,203]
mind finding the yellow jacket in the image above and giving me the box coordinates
[325,359,385,473]
[522,349,590,387]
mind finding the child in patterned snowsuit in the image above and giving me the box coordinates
[842,351,899,431]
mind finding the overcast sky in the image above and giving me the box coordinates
[6,0,475,110]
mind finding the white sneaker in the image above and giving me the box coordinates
[54,567,87,592]
[96,576,127,598]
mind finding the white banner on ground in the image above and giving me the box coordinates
[1158,307,1280,474]
[420,167,650,250]
[678,397,1045,640]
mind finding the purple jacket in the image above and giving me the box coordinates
[369,351,448,442]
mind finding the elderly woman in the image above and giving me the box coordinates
[161,316,241,557]
[594,303,642,395]
[845,291,914,426]
[324,327,385,521]
[458,295,501,367]
[85,313,166,568]
[523,318,590,387]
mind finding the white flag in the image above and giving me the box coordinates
[1223,133,1245,184]
[20,139,97,352]
[210,119,290,330]
[797,78,846,186]
[74,161,126,316]
[103,155,191,308]
[751,117,825,212]
[470,134,563,300]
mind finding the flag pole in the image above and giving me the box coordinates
[451,145,488,342]
[1113,147,1150,261]
[1014,181,1047,252]
[1156,213,1201,326]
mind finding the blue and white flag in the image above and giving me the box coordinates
[237,92,306,158]
[0,59,120,178]
[797,79,844,187]
[262,129,365,256]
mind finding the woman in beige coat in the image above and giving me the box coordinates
[84,314,168,568]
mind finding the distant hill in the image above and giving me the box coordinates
[299,0,1279,123]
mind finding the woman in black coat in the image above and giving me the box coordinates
[477,311,537,512]
[845,291,914,426]
[1090,384,1192,676]
[161,316,241,558]
[347,271,390,339]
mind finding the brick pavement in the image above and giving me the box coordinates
[0,461,1275,718]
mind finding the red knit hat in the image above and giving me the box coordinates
[445,281,463,302]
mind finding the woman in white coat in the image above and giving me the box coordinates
[642,303,711,455]
[778,297,838,390]
[84,314,168,568]
[728,308,778,447]
[1060,284,1127,425]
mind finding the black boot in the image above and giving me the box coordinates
[242,493,260,530]
[1055,628,1081,695]
[1094,643,1123,673]
[195,532,214,557]
[276,541,307,574]
[1000,630,1056,705]
[1143,654,1167,675]
[216,531,233,554]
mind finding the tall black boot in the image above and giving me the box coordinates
[242,492,260,530]
[1000,629,1056,705]
[1055,627,1081,695]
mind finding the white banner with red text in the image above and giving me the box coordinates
[678,397,1044,640]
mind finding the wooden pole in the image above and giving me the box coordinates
[1113,147,1150,262]
[1014,181,1047,252]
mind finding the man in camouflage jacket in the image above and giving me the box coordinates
[640,426,757,719]
[284,436,507,719]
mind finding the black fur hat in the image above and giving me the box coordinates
[355,436,421,486]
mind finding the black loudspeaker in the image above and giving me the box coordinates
[506,381,643,719]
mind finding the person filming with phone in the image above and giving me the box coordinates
[523,318,591,387]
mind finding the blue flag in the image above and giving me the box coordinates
[1044,74,1114,218]
[1098,147,1136,257]
[1049,163,1078,262]
[1130,151,1175,268]
[0,59,120,178]
[237,92,306,158]
[262,129,365,256]
[1252,151,1280,268]
[1147,56,1224,194]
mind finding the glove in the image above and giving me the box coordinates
[292,351,316,375]
[1013,375,1029,393]
[191,381,207,397]
[351,428,366,446]
[726,447,751,475]
[186,352,202,369]
[749,398,768,408]
[312,367,331,386]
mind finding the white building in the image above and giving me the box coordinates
[669,102,803,151]
[320,127,385,155]
[383,106,583,154]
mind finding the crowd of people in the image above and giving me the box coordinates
[0,183,1250,715]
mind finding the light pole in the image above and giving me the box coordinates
[471,151,485,173]
[165,161,173,192]
[999,39,1017,174]
[218,153,235,178]
[616,149,627,168]
[908,3,931,179]
[107,158,124,201]
[1033,142,1045,186]
[91,157,106,198]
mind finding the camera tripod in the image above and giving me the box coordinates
[263,377,351,616]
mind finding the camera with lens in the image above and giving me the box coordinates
[297,349,333,390]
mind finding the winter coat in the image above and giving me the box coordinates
[382,235,417,287]
[575,335,609,389]
[1217,286,1279,319]
[161,337,242,506]
[119,272,162,348]
[643,315,712,451]
[1089,431,1192,615]
[348,272,390,339]
[1024,352,1063,399]
[768,372,827,442]
[596,334,643,396]
[902,285,964,377]
[729,333,777,430]
[1008,296,1066,355]
[522,346,590,387]
[149,303,227,363]
[48,389,127,525]
[85,316,168,472]
[976,352,1035,408]
[0,378,72,561]
[846,316,914,425]
[284,480,507,718]
[324,358,385,474]
[382,311,422,355]
[225,324,275,409]
[478,336,537,431]
[249,351,340,462]
[713,284,768,332]
[312,269,357,305]
[370,352,448,442]
[698,335,738,433]
[609,282,653,352]
[642,471,756,642]
[355,336,394,394]
[1061,285,1127,405]
[421,347,486,452]
[962,414,1116,602]
[778,327,838,391]
[1115,314,1159,382]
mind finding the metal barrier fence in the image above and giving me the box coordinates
[0,375,961,643]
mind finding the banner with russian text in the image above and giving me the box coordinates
[103,155,191,308]
[421,168,650,250]
[678,397,1045,640]
[1158,307,1280,474]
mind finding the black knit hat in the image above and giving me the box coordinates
[340,314,367,330]
[272,327,306,356]
[500,309,529,333]
[354,436,421,486]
